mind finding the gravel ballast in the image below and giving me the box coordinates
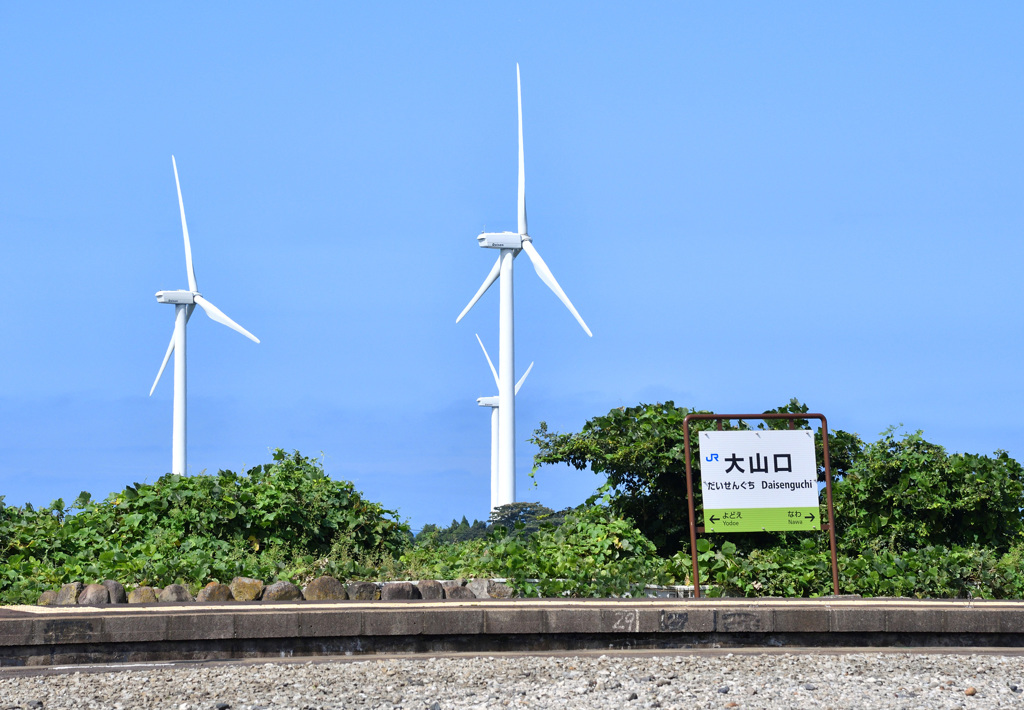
[3,652,1024,709]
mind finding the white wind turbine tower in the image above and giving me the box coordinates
[457,64,592,508]
[149,156,260,476]
[475,334,533,512]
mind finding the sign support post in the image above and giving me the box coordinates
[683,412,840,598]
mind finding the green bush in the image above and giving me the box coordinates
[400,496,662,598]
[0,450,409,604]
[691,538,1024,599]
[5,421,1024,605]
[832,429,1024,554]
[494,501,661,598]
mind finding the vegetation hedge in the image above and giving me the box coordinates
[0,450,409,605]
[4,401,1024,604]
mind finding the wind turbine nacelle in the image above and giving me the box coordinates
[155,290,196,305]
[477,396,500,408]
[477,231,522,250]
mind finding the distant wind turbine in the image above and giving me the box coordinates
[150,156,260,475]
[475,334,533,512]
[457,64,591,508]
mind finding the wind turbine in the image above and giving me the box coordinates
[457,64,591,508]
[150,156,260,476]
[475,334,533,512]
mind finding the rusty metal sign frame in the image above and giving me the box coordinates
[683,412,840,598]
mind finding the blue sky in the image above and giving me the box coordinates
[1,4,1022,530]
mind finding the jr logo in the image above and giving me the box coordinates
[705,453,719,462]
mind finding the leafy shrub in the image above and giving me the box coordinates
[832,429,1024,554]
[400,496,662,597]
[494,501,660,598]
[691,538,1024,599]
[0,450,409,604]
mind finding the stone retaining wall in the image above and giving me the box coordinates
[35,578,697,606]
[35,576,517,606]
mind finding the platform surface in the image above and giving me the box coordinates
[5,597,1024,666]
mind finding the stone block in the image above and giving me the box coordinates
[36,618,98,644]
[466,579,491,598]
[466,579,514,599]
[999,610,1024,634]
[0,618,34,646]
[55,582,83,606]
[659,608,715,633]
[167,612,234,641]
[445,586,476,599]
[487,580,515,599]
[441,579,467,597]
[159,584,195,603]
[299,610,361,637]
[230,576,264,601]
[128,586,160,604]
[78,583,110,606]
[945,609,1001,634]
[196,582,234,602]
[885,608,944,633]
[101,614,167,643]
[829,606,886,633]
[716,608,773,633]
[484,608,545,634]
[346,581,380,600]
[234,611,299,638]
[381,582,421,600]
[546,608,607,634]
[363,609,422,635]
[774,607,829,633]
[263,580,303,601]
[303,576,347,601]
[36,590,58,606]
[416,580,444,599]
[421,608,485,635]
[102,579,127,604]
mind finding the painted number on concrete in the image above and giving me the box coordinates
[613,610,640,632]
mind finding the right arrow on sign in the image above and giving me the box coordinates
[805,513,816,521]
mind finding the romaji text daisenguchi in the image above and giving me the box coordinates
[762,479,815,491]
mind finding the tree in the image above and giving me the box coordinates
[531,399,862,554]
[416,516,490,544]
[488,502,562,536]
[832,429,1024,554]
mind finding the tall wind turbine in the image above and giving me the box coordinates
[475,334,533,512]
[150,156,260,475]
[457,64,592,508]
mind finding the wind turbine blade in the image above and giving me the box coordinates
[517,63,527,236]
[476,334,500,389]
[193,295,260,343]
[149,330,176,396]
[515,361,534,395]
[456,255,501,323]
[520,240,592,337]
[172,156,199,293]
